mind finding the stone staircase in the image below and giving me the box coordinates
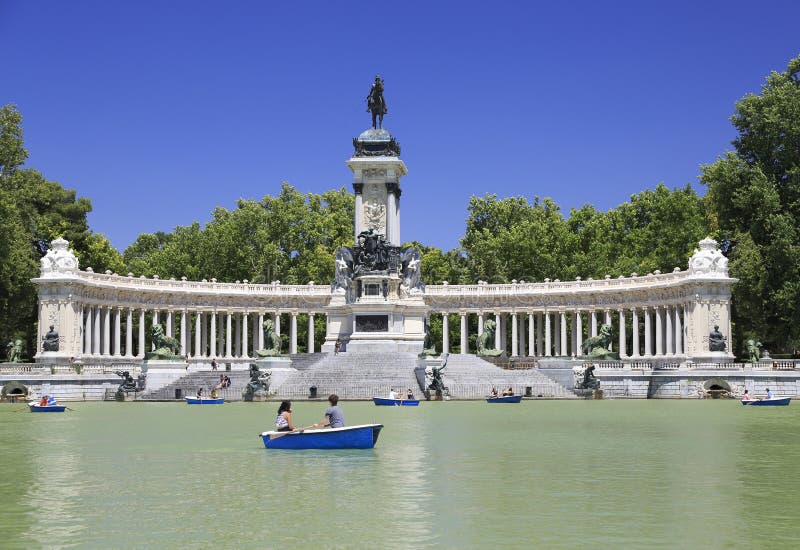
[274,352,420,400]
[139,371,251,401]
[439,354,573,399]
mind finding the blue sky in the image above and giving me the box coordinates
[2,0,799,253]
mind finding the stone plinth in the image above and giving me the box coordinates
[141,360,188,393]
[253,357,295,393]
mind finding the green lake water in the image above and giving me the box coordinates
[1,400,798,549]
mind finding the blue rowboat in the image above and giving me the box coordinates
[741,397,791,406]
[260,424,383,450]
[29,404,66,412]
[372,397,420,406]
[185,397,224,405]
[486,395,522,403]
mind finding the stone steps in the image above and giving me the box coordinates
[439,354,573,399]
[139,371,251,401]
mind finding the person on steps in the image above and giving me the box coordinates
[275,401,297,432]
[314,394,345,429]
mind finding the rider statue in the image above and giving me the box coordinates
[366,75,387,129]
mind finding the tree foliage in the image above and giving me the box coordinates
[0,105,124,358]
[702,54,800,353]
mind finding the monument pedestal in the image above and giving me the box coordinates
[253,357,295,393]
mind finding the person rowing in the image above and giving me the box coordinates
[313,394,345,429]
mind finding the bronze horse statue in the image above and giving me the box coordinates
[366,75,387,129]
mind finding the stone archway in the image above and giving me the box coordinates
[702,377,732,399]
[1,382,29,403]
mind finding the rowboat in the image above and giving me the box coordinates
[29,404,66,412]
[260,424,383,450]
[372,397,419,406]
[486,395,522,403]
[185,397,224,405]
[741,397,791,406]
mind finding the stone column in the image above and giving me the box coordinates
[241,312,249,358]
[113,308,121,356]
[274,313,281,336]
[536,313,543,356]
[518,314,525,356]
[665,307,673,355]
[225,312,232,358]
[210,312,217,358]
[84,306,92,355]
[674,306,683,356]
[308,313,315,353]
[442,313,449,355]
[576,311,583,355]
[386,186,397,245]
[478,313,484,336]
[180,310,188,356]
[166,310,173,338]
[138,309,146,358]
[201,313,207,357]
[591,310,598,337]
[290,313,298,354]
[618,309,627,358]
[544,311,552,356]
[644,308,652,357]
[604,310,613,351]
[655,307,663,356]
[631,309,640,357]
[234,314,241,357]
[494,313,501,350]
[558,311,566,356]
[253,312,262,351]
[125,309,133,357]
[510,313,518,357]
[460,313,467,354]
[528,313,535,357]
[93,307,101,355]
[194,312,202,357]
[103,307,111,356]
[570,312,577,357]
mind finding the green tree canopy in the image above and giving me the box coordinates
[702,54,800,353]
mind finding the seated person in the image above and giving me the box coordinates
[224,376,231,388]
[742,389,751,401]
[39,395,49,407]
[275,400,297,432]
[214,375,224,390]
[210,389,218,399]
[490,387,498,398]
[314,394,345,429]
[388,388,397,400]
[196,388,203,398]
[766,388,774,399]
[406,388,415,400]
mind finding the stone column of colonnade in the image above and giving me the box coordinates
[432,305,690,361]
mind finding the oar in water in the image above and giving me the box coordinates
[267,424,318,440]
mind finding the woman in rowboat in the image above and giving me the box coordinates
[275,401,298,432]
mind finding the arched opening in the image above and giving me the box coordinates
[1,382,29,403]
[702,378,732,399]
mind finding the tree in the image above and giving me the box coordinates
[702,54,800,354]
[0,104,123,358]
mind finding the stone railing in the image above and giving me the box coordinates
[771,361,798,370]
[0,363,47,374]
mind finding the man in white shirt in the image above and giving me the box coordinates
[388,388,396,400]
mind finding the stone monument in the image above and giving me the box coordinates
[242,363,271,402]
[323,76,429,353]
[579,324,619,360]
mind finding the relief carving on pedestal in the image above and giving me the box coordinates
[363,184,386,235]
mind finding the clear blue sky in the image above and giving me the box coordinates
[3,0,799,253]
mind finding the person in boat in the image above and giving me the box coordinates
[490,387,498,398]
[314,394,345,429]
[406,388,415,400]
[275,400,297,432]
[39,395,49,406]
[388,387,397,400]
[504,386,514,396]
[210,389,218,399]
[766,388,774,399]
[742,389,751,401]
[196,388,203,399]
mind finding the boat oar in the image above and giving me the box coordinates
[12,406,29,413]
[268,424,318,440]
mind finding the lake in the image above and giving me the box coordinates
[1,400,798,548]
